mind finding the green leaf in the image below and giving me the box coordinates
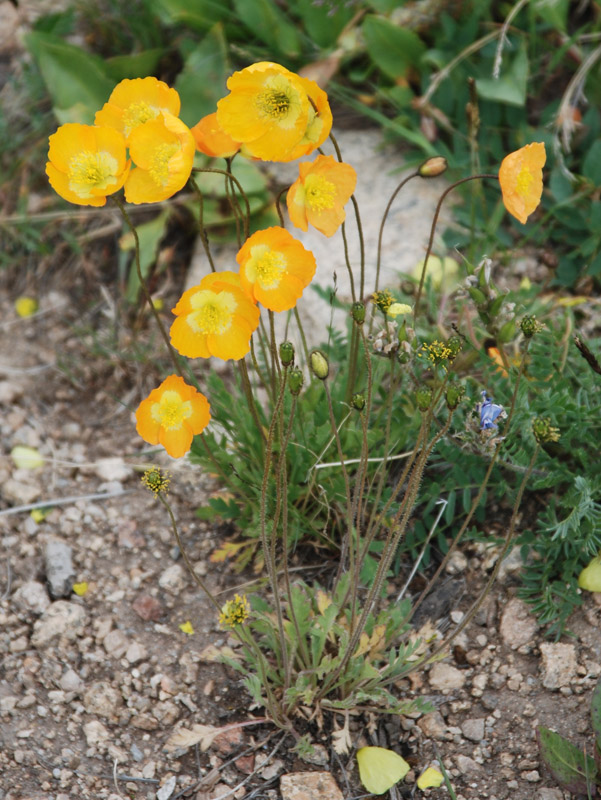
[591,676,601,740]
[537,726,597,795]
[476,42,529,107]
[292,0,354,49]
[121,211,170,303]
[362,16,425,79]
[232,0,301,57]
[534,0,569,32]
[154,0,230,30]
[105,49,168,81]
[583,140,601,185]
[24,31,114,123]
[175,25,229,126]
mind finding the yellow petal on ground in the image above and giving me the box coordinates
[11,446,45,470]
[356,747,410,795]
[30,508,50,523]
[578,555,601,592]
[417,766,445,789]
[72,582,88,596]
[15,296,38,317]
[179,620,195,635]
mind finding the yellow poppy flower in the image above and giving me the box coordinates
[287,155,357,237]
[216,62,310,162]
[135,374,210,458]
[46,123,130,207]
[124,112,195,204]
[236,226,317,312]
[282,76,333,162]
[95,77,181,143]
[191,112,241,158]
[170,271,260,361]
[498,142,546,224]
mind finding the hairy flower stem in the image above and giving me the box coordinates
[193,167,250,240]
[189,178,216,272]
[413,174,498,322]
[293,307,310,365]
[372,170,420,325]
[113,197,182,377]
[238,360,267,444]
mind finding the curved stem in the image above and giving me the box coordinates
[413,174,499,322]
[113,196,182,377]
[189,178,216,272]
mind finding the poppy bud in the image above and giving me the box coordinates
[279,341,294,367]
[351,302,366,324]
[310,350,329,380]
[288,368,304,395]
[419,156,448,178]
[416,386,433,411]
[351,393,365,411]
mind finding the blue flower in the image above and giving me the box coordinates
[479,390,504,430]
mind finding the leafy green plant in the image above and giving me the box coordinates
[538,677,601,796]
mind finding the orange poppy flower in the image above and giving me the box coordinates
[135,374,210,458]
[498,142,546,224]
[170,271,260,360]
[216,62,311,162]
[236,227,317,312]
[95,77,181,143]
[287,155,357,237]
[191,112,241,158]
[124,112,196,204]
[46,123,130,207]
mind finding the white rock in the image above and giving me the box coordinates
[497,545,524,582]
[455,754,482,774]
[540,642,578,690]
[417,711,448,740]
[103,629,129,658]
[60,669,84,693]
[0,380,24,404]
[158,564,187,594]
[93,457,133,483]
[500,598,537,649]
[83,720,109,747]
[31,601,88,648]
[280,772,344,800]
[156,776,177,800]
[536,789,564,800]
[125,641,147,664]
[429,662,466,691]
[12,580,50,615]
[44,539,74,598]
[3,477,41,505]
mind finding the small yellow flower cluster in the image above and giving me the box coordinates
[417,340,453,366]
[141,466,171,496]
[219,593,251,629]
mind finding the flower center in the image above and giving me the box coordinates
[68,150,119,197]
[246,244,286,289]
[148,142,180,186]
[151,390,192,430]
[255,76,302,128]
[187,289,236,334]
[516,166,534,197]
[304,174,336,212]
[123,101,158,137]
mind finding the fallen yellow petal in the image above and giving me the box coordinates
[11,446,45,470]
[15,296,39,317]
[72,582,88,596]
[578,555,601,592]
[356,747,410,795]
[417,766,444,789]
[179,620,195,635]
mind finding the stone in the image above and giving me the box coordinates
[83,720,109,747]
[125,641,147,664]
[83,682,123,719]
[31,601,88,648]
[158,564,187,594]
[0,380,23,404]
[12,581,51,615]
[536,789,564,800]
[156,775,176,800]
[497,545,524,582]
[500,598,537,649]
[3,477,41,505]
[461,718,485,742]
[522,770,541,782]
[44,539,75,598]
[417,711,448,740]
[59,669,83,693]
[103,629,129,658]
[428,662,466,691]
[540,642,578,689]
[280,772,344,800]
[132,593,163,621]
[455,755,482,774]
[93,457,133,483]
